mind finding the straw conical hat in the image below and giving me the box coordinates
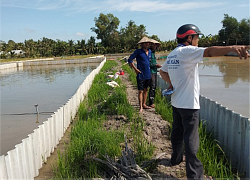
[137,36,152,44]
[150,39,161,45]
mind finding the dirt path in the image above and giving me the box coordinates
[35,58,187,179]
[120,69,186,179]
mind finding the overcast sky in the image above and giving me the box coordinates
[1,0,249,43]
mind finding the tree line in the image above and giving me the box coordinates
[0,14,249,59]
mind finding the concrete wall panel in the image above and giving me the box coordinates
[5,149,20,179]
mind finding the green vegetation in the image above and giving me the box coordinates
[154,91,173,127]
[198,122,237,178]
[53,60,154,179]
[1,14,249,59]
[54,59,239,179]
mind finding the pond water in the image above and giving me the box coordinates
[0,60,100,155]
[158,56,250,118]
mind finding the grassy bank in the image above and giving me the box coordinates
[52,57,239,179]
[52,59,154,179]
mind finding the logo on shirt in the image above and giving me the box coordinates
[167,55,180,69]
[167,55,179,64]
[167,59,179,64]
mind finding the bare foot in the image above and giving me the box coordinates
[204,175,213,180]
[143,105,152,109]
[150,104,155,108]
[139,108,143,113]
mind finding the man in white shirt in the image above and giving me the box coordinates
[160,24,249,179]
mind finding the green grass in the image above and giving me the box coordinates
[121,62,137,85]
[53,57,238,179]
[154,88,173,127]
[198,121,238,179]
[53,59,154,179]
[53,118,124,178]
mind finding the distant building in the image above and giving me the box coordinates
[1,50,26,58]
[10,50,25,55]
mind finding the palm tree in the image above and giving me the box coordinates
[87,36,96,54]
[68,40,75,56]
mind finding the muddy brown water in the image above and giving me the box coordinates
[158,56,250,118]
[0,62,99,156]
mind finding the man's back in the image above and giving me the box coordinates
[161,45,205,109]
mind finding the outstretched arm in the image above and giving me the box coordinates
[204,45,249,60]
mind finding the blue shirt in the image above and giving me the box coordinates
[128,48,152,80]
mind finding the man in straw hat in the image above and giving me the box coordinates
[128,36,152,113]
[148,38,162,108]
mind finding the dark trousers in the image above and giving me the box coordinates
[171,106,204,179]
[149,73,157,105]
